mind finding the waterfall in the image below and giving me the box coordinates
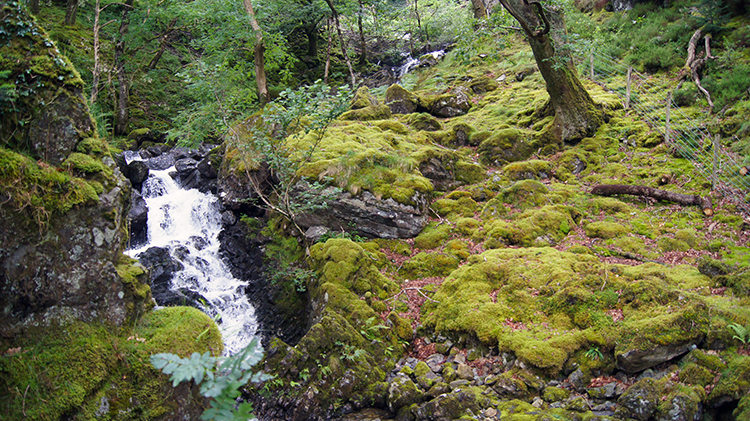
[126,158,258,356]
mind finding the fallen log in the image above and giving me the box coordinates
[590,184,713,216]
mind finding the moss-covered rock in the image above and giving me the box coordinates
[385,84,422,115]
[498,179,548,209]
[340,104,392,121]
[584,221,628,239]
[477,128,534,166]
[0,3,92,165]
[617,377,662,421]
[503,159,553,180]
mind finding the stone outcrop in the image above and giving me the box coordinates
[295,184,429,239]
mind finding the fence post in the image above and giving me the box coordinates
[625,66,632,110]
[590,50,594,79]
[665,92,672,145]
[713,134,720,191]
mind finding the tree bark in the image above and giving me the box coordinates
[471,0,488,19]
[243,0,269,106]
[324,0,356,86]
[495,0,602,143]
[357,0,367,66]
[113,0,135,136]
[146,17,178,70]
[678,29,714,111]
[64,0,78,26]
[324,18,333,83]
[590,184,713,216]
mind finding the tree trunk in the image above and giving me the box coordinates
[91,0,102,105]
[678,29,714,111]
[324,0,356,86]
[357,0,367,66]
[305,24,319,58]
[113,0,134,136]
[591,184,713,216]
[471,0,488,19]
[324,18,333,83]
[243,0,269,106]
[64,0,78,26]
[147,17,178,70]
[496,0,602,143]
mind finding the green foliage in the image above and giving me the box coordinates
[151,338,271,421]
[728,323,750,346]
[584,347,604,361]
[229,80,351,233]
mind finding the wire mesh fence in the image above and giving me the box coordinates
[578,49,750,217]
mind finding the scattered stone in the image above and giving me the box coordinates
[617,377,660,421]
[456,363,473,380]
[386,376,422,414]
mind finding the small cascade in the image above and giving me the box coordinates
[126,155,258,355]
[394,50,445,80]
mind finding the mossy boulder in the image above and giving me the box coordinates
[424,87,472,118]
[385,84,423,115]
[617,377,662,420]
[403,112,442,131]
[402,252,460,278]
[469,75,499,94]
[708,355,750,407]
[477,128,534,166]
[0,3,92,165]
[0,307,222,420]
[498,179,548,209]
[350,86,380,109]
[503,159,553,180]
[584,221,628,239]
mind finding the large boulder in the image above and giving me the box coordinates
[426,87,472,118]
[617,377,661,420]
[0,3,92,165]
[295,184,429,239]
[385,84,423,115]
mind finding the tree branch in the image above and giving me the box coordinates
[590,184,713,216]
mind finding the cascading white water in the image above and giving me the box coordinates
[126,159,258,355]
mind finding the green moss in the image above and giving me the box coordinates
[484,205,576,247]
[445,239,471,260]
[477,128,534,166]
[709,356,750,405]
[658,237,691,252]
[498,179,548,209]
[0,147,100,225]
[402,252,460,278]
[542,386,571,402]
[679,363,715,386]
[137,306,224,357]
[414,222,452,249]
[503,159,553,181]
[455,217,480,235]
[584,221,628,239]
[63,152,109,174]
[432,196,478,218]
[403,113,442,131]
[340,104,392,121]
[376,120,409,134]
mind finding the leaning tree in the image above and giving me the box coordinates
[497,0,603,142]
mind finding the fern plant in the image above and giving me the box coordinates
[728,323,750,347]
[151,338,271,421]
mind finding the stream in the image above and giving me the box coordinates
[125,153,259,355]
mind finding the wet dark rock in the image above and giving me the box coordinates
[572,157,587,175]
[138,247,184,287]
[128,190,148,248]
[617,340,700,373]
[198,156,218,179]
[218,219,310,347]
[126,160,150,188]
[145,153,176,170]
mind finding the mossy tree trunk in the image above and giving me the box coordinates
[113,0,134,136]
[64,0,78,26]
[243,0,269,106]
[496,0,602,142]
[471,0,488,19]
[357,0,368,66]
